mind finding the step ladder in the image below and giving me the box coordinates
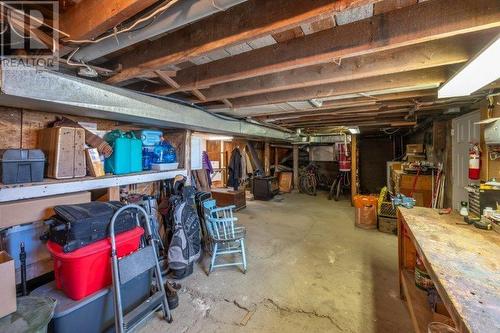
[109,204,172,333]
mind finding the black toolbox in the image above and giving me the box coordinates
[0,149,45,184]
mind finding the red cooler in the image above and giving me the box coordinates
[47,227,144,300]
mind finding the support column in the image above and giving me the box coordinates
[293,144,299,191]
[351,135,358,204]
[274,147,279,171]
[264,142,270,176]
[185,129,192,185]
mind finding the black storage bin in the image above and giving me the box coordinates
[252,176,279,201]
[31,271,151,333]
[0,149,45,184]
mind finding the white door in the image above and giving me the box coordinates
[452,111,481,210]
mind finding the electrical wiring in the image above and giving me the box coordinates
[63,0,180,44]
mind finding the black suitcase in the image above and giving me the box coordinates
[44,201,137,253]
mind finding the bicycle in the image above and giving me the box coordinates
[328,170,351,201]
[299,164,319,196]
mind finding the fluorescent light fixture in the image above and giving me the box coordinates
[309,99,323,108]
[438,34,500,98]
[207,135,233,141]
[348,127,360,134]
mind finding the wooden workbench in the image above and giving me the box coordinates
[398,207,500,333]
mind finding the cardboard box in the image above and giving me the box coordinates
[0,251,16,318]
[406,144,424,154]
[0,191,91,229]
[406,153,426,162]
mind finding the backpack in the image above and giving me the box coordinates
[167,186,202,279]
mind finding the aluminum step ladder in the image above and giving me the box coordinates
[109,204,172,333]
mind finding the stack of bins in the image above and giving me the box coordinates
[353,195,378,229]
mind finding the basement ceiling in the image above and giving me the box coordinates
[5,0,500,134]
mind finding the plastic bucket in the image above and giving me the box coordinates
[353,195,378,229]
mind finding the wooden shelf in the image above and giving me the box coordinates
[401,269,434,333]
[0,169,186,202]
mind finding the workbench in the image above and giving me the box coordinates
[397,207,500,333]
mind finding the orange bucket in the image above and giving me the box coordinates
[353,195,378,229]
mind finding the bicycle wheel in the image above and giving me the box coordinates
[328,177,339,200]
[334,174,342,201]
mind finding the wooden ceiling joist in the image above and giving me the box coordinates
[106,0,380,84]
[148,0,500,96]
[228,67,449,108]
[159,32,492,99]
[60,0,158,41]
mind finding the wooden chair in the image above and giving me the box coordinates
[203,200,247,274]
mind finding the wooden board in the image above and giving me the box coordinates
[38,127,86,179]
[399,207,500,333]
[278,172,292,193]
[0,107,22,149]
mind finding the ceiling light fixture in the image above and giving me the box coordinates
[207,135,233,141]
[309,99,323,108]
[348,127,360,134]
[438,34,500,98]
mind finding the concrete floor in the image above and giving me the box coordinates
[139,192,412,333]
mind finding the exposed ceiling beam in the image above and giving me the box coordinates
[229,67,449,108]
[160,33,491,98]
[287,117,417,128]
[60,0,158,41]
[148,0,500,94]
[106,0,380,84]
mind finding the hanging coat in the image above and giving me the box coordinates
[228,148,242,190]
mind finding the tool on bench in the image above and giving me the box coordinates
[109,204,172,333]
[392,194,416,209]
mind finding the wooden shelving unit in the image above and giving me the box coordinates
[400,269,434,333]
[0,169,186,202]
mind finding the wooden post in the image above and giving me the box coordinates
[264,142,270,176]
[351,135,358,204]
[293,144,299,191]
[274,147,279,171]
[107,186,120,201]
[185,129,192,185]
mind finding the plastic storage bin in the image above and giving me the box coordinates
[2,221,50,269]
[31,271,151,333]
[47,227,144,300]
[134,130,162,146]
[104,131,142,175]
[353,195,378,229]
[0,149,45,184]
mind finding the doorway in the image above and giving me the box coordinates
[452,111,481,210]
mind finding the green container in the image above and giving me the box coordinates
[104,130,142,175]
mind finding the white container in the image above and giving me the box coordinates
[151,162,179,171]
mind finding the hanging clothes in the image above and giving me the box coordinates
[240,149,247,182]
[202,151,213,187]
[228,147,242,190]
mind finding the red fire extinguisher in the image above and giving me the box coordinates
[469,143,481,180]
